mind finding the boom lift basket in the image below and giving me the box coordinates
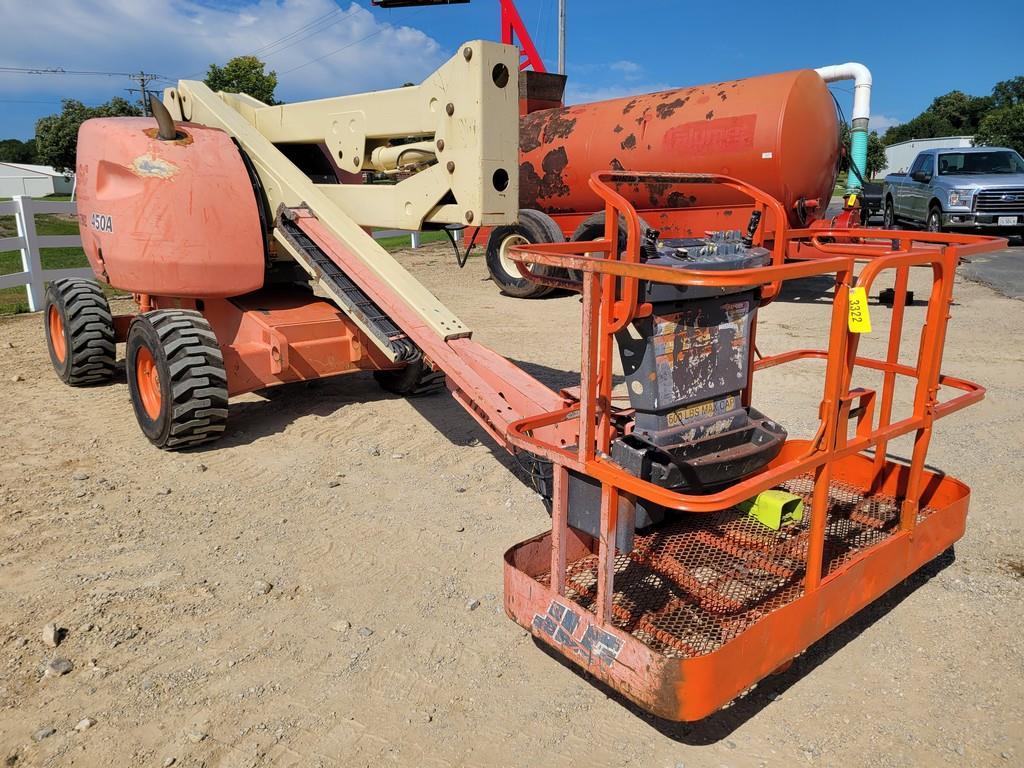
[501,171,1001,721]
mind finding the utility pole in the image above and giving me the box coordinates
[128,71,161,116]
[557,0,566,74]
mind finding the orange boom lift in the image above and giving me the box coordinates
[44,42,1003,720]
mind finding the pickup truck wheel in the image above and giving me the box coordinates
[927,206,943,233]
[883,199,897,229]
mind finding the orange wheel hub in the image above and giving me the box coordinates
[135,346,162,420]
[48,305,66,363]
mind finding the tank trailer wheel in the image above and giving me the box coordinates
[570,212,652,282]
[373,356,447,397]
[485,209,562,298]
[126,310,228,450]
[43,278,116,386]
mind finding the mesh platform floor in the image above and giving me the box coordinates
[538,476,937,659]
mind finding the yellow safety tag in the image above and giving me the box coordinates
[847,192,858,207]
[847,287,872,333]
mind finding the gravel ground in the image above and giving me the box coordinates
[0,244,1021,768]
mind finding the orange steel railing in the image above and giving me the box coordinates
[506,171,1005,621]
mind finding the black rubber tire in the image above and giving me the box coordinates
[882,198,897,229]
[571,211,651,259]
[126,310,228,450]
[373,356,446,397]
[43,278,116,386]
[485,209,561,298]
[927,206,943,233]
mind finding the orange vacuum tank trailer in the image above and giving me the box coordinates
[42,42,1007,721]
[518,69,839,228]
[484,68,843,298]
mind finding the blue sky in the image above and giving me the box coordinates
[1,0,1020,141]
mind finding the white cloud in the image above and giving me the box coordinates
[609,60,642,80]
[871,114,902,131]
[0,0,447,104]
[565,80,674,106]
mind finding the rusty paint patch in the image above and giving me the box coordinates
[609,158,625,171]
[544,113,576,144]
[646,181,671,207]
[622,97,639,115]
[620,134,637,151]
[518,147,571,206]
[131,155,179,179]
[613,124,624,133]
[705,110,715,121]
[667,191,697,208]
[656,98,685,120]
[143,127,193,146]
[520,116,544,154]
[522,109,578,155]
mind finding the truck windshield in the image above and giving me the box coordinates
[937,151,1024,175]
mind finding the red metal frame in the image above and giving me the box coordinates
[500,170,1005,720]
[499,0,546,72]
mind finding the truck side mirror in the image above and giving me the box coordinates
[911,170,932,183]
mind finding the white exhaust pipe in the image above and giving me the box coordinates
[815,62,872,190]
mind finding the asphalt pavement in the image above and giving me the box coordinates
[825,196,1023,301]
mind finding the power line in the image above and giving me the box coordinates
[0,98,65,104]
[176,4,362,80]
[279,26,386,75]
[279,3,429,77]
[0,66,164,116]
[255,5,364,60]
[0,66,168,79]
[249,5,344,56]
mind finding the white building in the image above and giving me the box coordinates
[881,136,974,176]
[0,163,74,197]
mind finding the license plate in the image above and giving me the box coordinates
[998,216,1019,225]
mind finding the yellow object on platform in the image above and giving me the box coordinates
[737,490,805,530]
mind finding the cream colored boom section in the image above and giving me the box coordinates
[161,41,520,346]
[171,41,520,231]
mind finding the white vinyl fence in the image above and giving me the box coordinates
[0,195,449,314]
[0,196,92,312]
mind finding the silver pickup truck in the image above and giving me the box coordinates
[882,146,1024,235]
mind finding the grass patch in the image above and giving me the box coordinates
[0,246,95,315]
[374,230,448,251]
[0,211,101,315]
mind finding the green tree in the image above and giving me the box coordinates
[927,90,992,133]
[882,111,957,145]
[0,138,37,163]
[837,125,887,179]
[991,76,1024,108]
[974,104,1024,155]
[866,131,886,178]
[205,56,278,104]
[35,97,141,174]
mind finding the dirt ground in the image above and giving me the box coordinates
[1,245,1022,768]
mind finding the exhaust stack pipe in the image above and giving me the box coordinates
[815,63,872,192]
[149,94,178,141]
